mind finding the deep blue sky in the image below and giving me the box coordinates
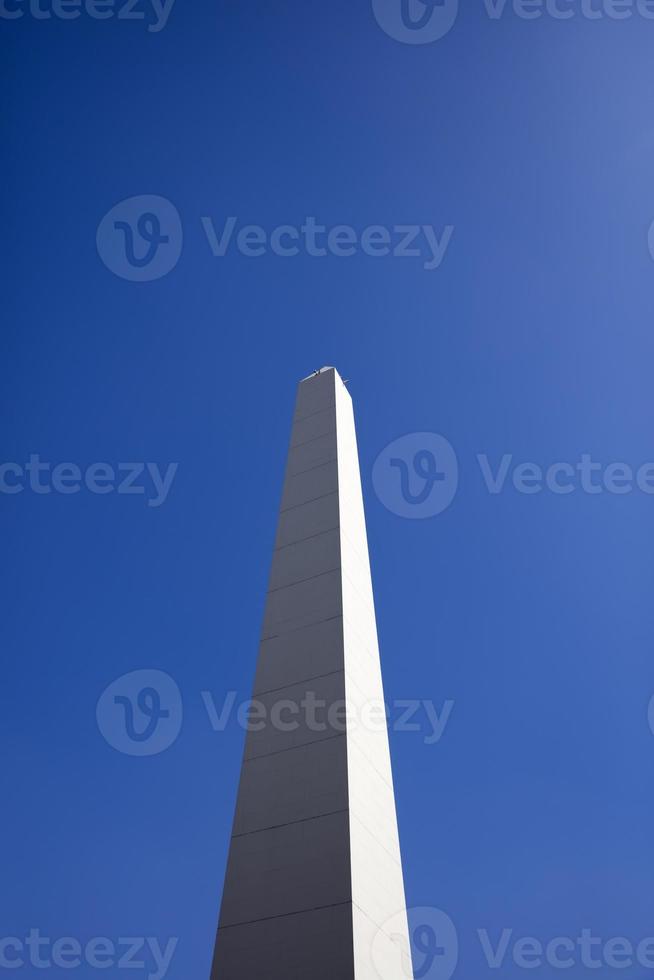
[3,1,654,977]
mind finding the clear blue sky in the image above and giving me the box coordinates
[3,1,654,977]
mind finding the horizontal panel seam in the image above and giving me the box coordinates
[267,566,341,595]
[218,900,352,932]
[290,428,337,450]
[280,489,338,514]
[274,526,339,553]
[232,808,348,840]
[253,668,345,698]
[261,613,343,642]
[244,731,345,762]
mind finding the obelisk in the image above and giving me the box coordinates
[210,367,412,979]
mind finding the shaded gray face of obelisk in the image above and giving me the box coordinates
[210,368,412,980]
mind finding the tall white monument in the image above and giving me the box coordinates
[211,367,412,979]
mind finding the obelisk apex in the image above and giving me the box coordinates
[211,368,412,979]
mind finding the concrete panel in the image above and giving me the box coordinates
[349,812,406,930]
[352,903,410,980]
[233,735,349,836]
[290,407,337,449]
[293,367,336,421]
[275,491,339,549]
[280,458,339,511]
[268,528,341,592]
[243,669,348,760]
[218,810,352,927]
[261,568,343,638]
[340,536,376,611]
[335,374,412,972]
[212,903,354,980]
[285,431,338,477]
[347,741,402,863]
[254,615,344,695]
